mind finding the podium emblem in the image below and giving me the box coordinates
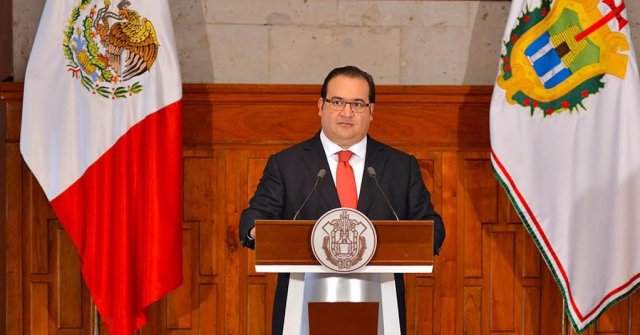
[311,208,377,272]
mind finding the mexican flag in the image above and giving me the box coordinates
[20,0,183,334]
[490,0,640,332]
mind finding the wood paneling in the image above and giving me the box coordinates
[30,283,49,334]
[2,83,639,335]
[55,224,83,329]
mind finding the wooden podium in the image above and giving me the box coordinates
[255,220,434,335]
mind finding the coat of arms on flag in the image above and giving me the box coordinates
[497,0,628,116]
[63,0,159,99]
[491,0,640,333]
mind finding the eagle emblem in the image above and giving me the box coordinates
[497,0,629,117]
[63,0,159,99]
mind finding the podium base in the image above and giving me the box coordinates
[308,302,378,335]
[283,273,400,335]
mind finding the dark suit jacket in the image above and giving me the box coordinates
[239,133,445,335]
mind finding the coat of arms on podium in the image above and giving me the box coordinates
[311,208,377,272]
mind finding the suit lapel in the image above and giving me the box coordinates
[357,137,388,214]
[301,133,340,213]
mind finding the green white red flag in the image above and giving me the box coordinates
[20,0,183,333]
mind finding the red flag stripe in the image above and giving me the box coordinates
[51,100,183,334]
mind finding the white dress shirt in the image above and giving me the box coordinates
[319,131,367,197]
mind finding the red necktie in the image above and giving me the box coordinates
[337,150,358,208]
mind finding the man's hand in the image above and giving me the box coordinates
[250,227,256,240]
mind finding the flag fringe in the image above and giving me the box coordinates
[490,149,640,333]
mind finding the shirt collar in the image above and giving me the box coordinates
[319,130,367,159]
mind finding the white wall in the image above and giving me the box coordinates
[12,0,640,84]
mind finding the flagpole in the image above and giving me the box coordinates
[93,303,101,335]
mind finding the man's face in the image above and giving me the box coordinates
[318,75,374,148]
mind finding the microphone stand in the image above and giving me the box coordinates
[367,167,400,221]
[293,169,326,220]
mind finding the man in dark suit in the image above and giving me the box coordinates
[239,65,445,335]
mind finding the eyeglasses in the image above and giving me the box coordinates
[323,98,371,113]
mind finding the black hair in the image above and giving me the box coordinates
[320,65,376,103]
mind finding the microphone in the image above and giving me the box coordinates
[292,169,326,220]
[367,167,400,221]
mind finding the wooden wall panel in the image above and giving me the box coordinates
[6,145,23,334]
[462,156,497,279]
[413,285,434,334]
[437,151,458,334]
[198,284,218,335]
[30,283,49,334]
[184,157,218,276]
[405,151,441,334]
[463,286,482,335]
[3,83,640,335]
[165,224,194,330]
[0,97,6,335]
[247,284,267,335]
[540,268,565,335]
[595,301,624,333]
[29,195,49,275]
[522,286,541,335]
[487,230,516,332]
[55,224,84,330]
[242,150,282,335]
[632,293,640,333]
